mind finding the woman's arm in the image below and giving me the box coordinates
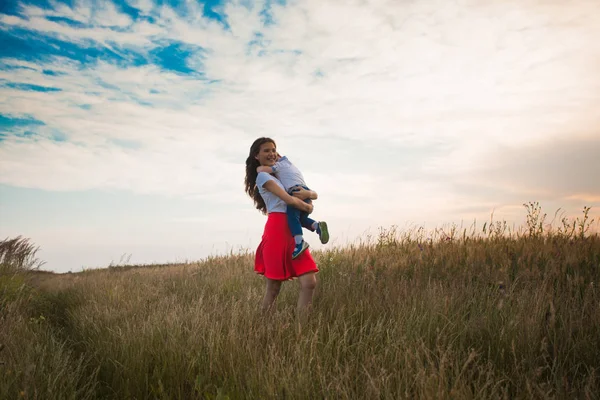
[263,180,314,214]
[291,187,318,200]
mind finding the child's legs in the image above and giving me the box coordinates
[286,205,304,237]
[299,203,316,231]
[289,185,316,232]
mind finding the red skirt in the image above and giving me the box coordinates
[255,212,319,280]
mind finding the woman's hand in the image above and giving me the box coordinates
[293,196,314,214]
[303,201,314,214]
[291,186,318,200]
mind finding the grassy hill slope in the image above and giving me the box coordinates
[2,209,600,399]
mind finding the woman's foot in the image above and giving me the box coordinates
[292,240,310,259]
[317,221,329,244]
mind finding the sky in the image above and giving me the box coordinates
[1,0,599,273]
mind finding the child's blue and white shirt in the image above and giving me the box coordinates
[271,156,306,191]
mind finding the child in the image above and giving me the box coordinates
[257,153,329,259]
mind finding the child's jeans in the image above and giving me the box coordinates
[287,185,316,237]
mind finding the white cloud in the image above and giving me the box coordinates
[126,0,155,15]
[46,0,92,24]
[93,1,133,28]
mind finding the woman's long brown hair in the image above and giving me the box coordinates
[245,137,276,214]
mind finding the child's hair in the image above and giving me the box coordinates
[245,137,276,214]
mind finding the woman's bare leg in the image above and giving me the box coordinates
[297,272,317,312]
[262,278,282,312]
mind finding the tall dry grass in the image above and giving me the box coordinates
[0,236,44,275]
[1,205,599,399]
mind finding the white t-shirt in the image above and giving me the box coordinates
[256,172,287,213]
[273,156,306,191]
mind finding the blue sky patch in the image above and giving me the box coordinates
[0,29,147,67]
[247,32,268,56]
[3,82,62,92]
[200,0,228,26]
[150,42,204,74]
[0,61,36,73]
[45,15,87,28]
[16,130,36,138]
[313,69,325,78]
[0,114,46,142]
[0,0,24,15]
[42,69,67,76]
[259,0,287,26]
[115,0,144,21]
[111,138,142,150]
[149,0,228,26]
[0,0,282,149]
[51,130,67,142]
[0,114,45,129]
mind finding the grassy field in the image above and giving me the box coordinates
[1,204,600,399]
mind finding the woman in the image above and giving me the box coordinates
[245,137,319,312]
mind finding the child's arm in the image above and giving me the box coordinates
[257,156,283,174]
[256,166,274,174]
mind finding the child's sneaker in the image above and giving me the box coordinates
[292,240,310,259]
[317,221,329,244]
